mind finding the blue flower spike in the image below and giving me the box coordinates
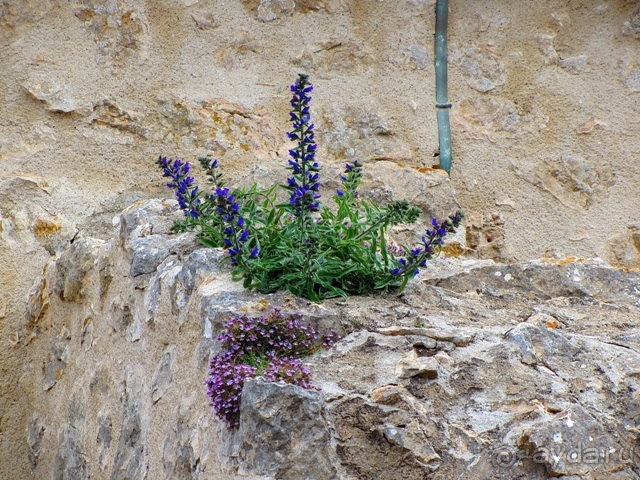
[286,74,321,216]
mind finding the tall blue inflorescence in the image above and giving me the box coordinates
[156,156,201,218]
[286,74,321,215]
[213,185,257,264]
[337,160,362,200]
[391,212,464,277]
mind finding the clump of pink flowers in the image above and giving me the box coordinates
[204,309,338,429]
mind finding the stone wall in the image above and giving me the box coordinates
[1,0,640,477]
[13,199,640,479]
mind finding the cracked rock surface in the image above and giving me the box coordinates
[12,200,640,478]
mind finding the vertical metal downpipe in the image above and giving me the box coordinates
[435,0,452,175]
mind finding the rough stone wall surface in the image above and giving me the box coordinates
[1,0,640,477]
[11,199,640,479]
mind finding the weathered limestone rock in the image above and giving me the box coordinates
[256,0,295,22]
[27,416,46,471]
[128,233,196,277]
[73,0,147,64]
[465,211,514,262]
[53,237,105,302]
[25,266,50,332]
[293,38,372,75]
[43,328,71,391]
[118,199,179,241]
[0,189,76,256]
[328,395,440,479]
[54,424,88,480]
[31,209,76,255]
[512,154,616,210]
[152,96,281,162]
[369,384,412,406]
[96,414,112,468]
[231,377,336,479]
[0,174,52,207]
[506,322,581,367]
[559,54,588,75]
[381,421,441,468]
[320,104,410,162]
[151,346,176,403]
[111,368,148,480]
[537,34,559,64]
[619,58,640,92]
[118,199,199,278]
[242,0,347,20]
[88,99,147,138]
[452,97,542,141]
[575,117,607,135]
[0,0,52,46]
[602,223,640,270]
[161,393,210,479]
[171,248,227,314]
[0,123,57,159]
[424,257,640,305]
[622,7,640,39]
[358,161,461,222]
[376,325,476,346]
[519,405,625,477]
[451,44,506,93]
[54,391,88,480]
[23,78,82,113]
[16,199,640,480]
[215,31,264,69]
[190,10,219,29]
[395,355,439,379]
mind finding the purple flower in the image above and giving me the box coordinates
[338,160,363,202]
[390,210,465,279]
[205,309,339,428]
[286,74,321,216]
[156,156,202,218]
[213,185,254,265]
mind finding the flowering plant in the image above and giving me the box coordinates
[157,73,464,301]
[205,309,338,428]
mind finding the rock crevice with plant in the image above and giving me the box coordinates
[156,74,464,302]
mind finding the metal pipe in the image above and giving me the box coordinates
[435,0,452,175]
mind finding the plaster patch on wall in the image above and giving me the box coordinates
[451,44,506,93]
[320,104,411,162]
[73,0,147,65]
[511,155,615,211]
[452,98,544,142]
[619,59,640,92]
[293,37,373,76]
[0,0,52,47]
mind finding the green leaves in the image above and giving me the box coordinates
[156,75,463,302]
[386,200,421,225]
[158,156,463,301]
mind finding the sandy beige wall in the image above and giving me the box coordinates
[1,0,639,476]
